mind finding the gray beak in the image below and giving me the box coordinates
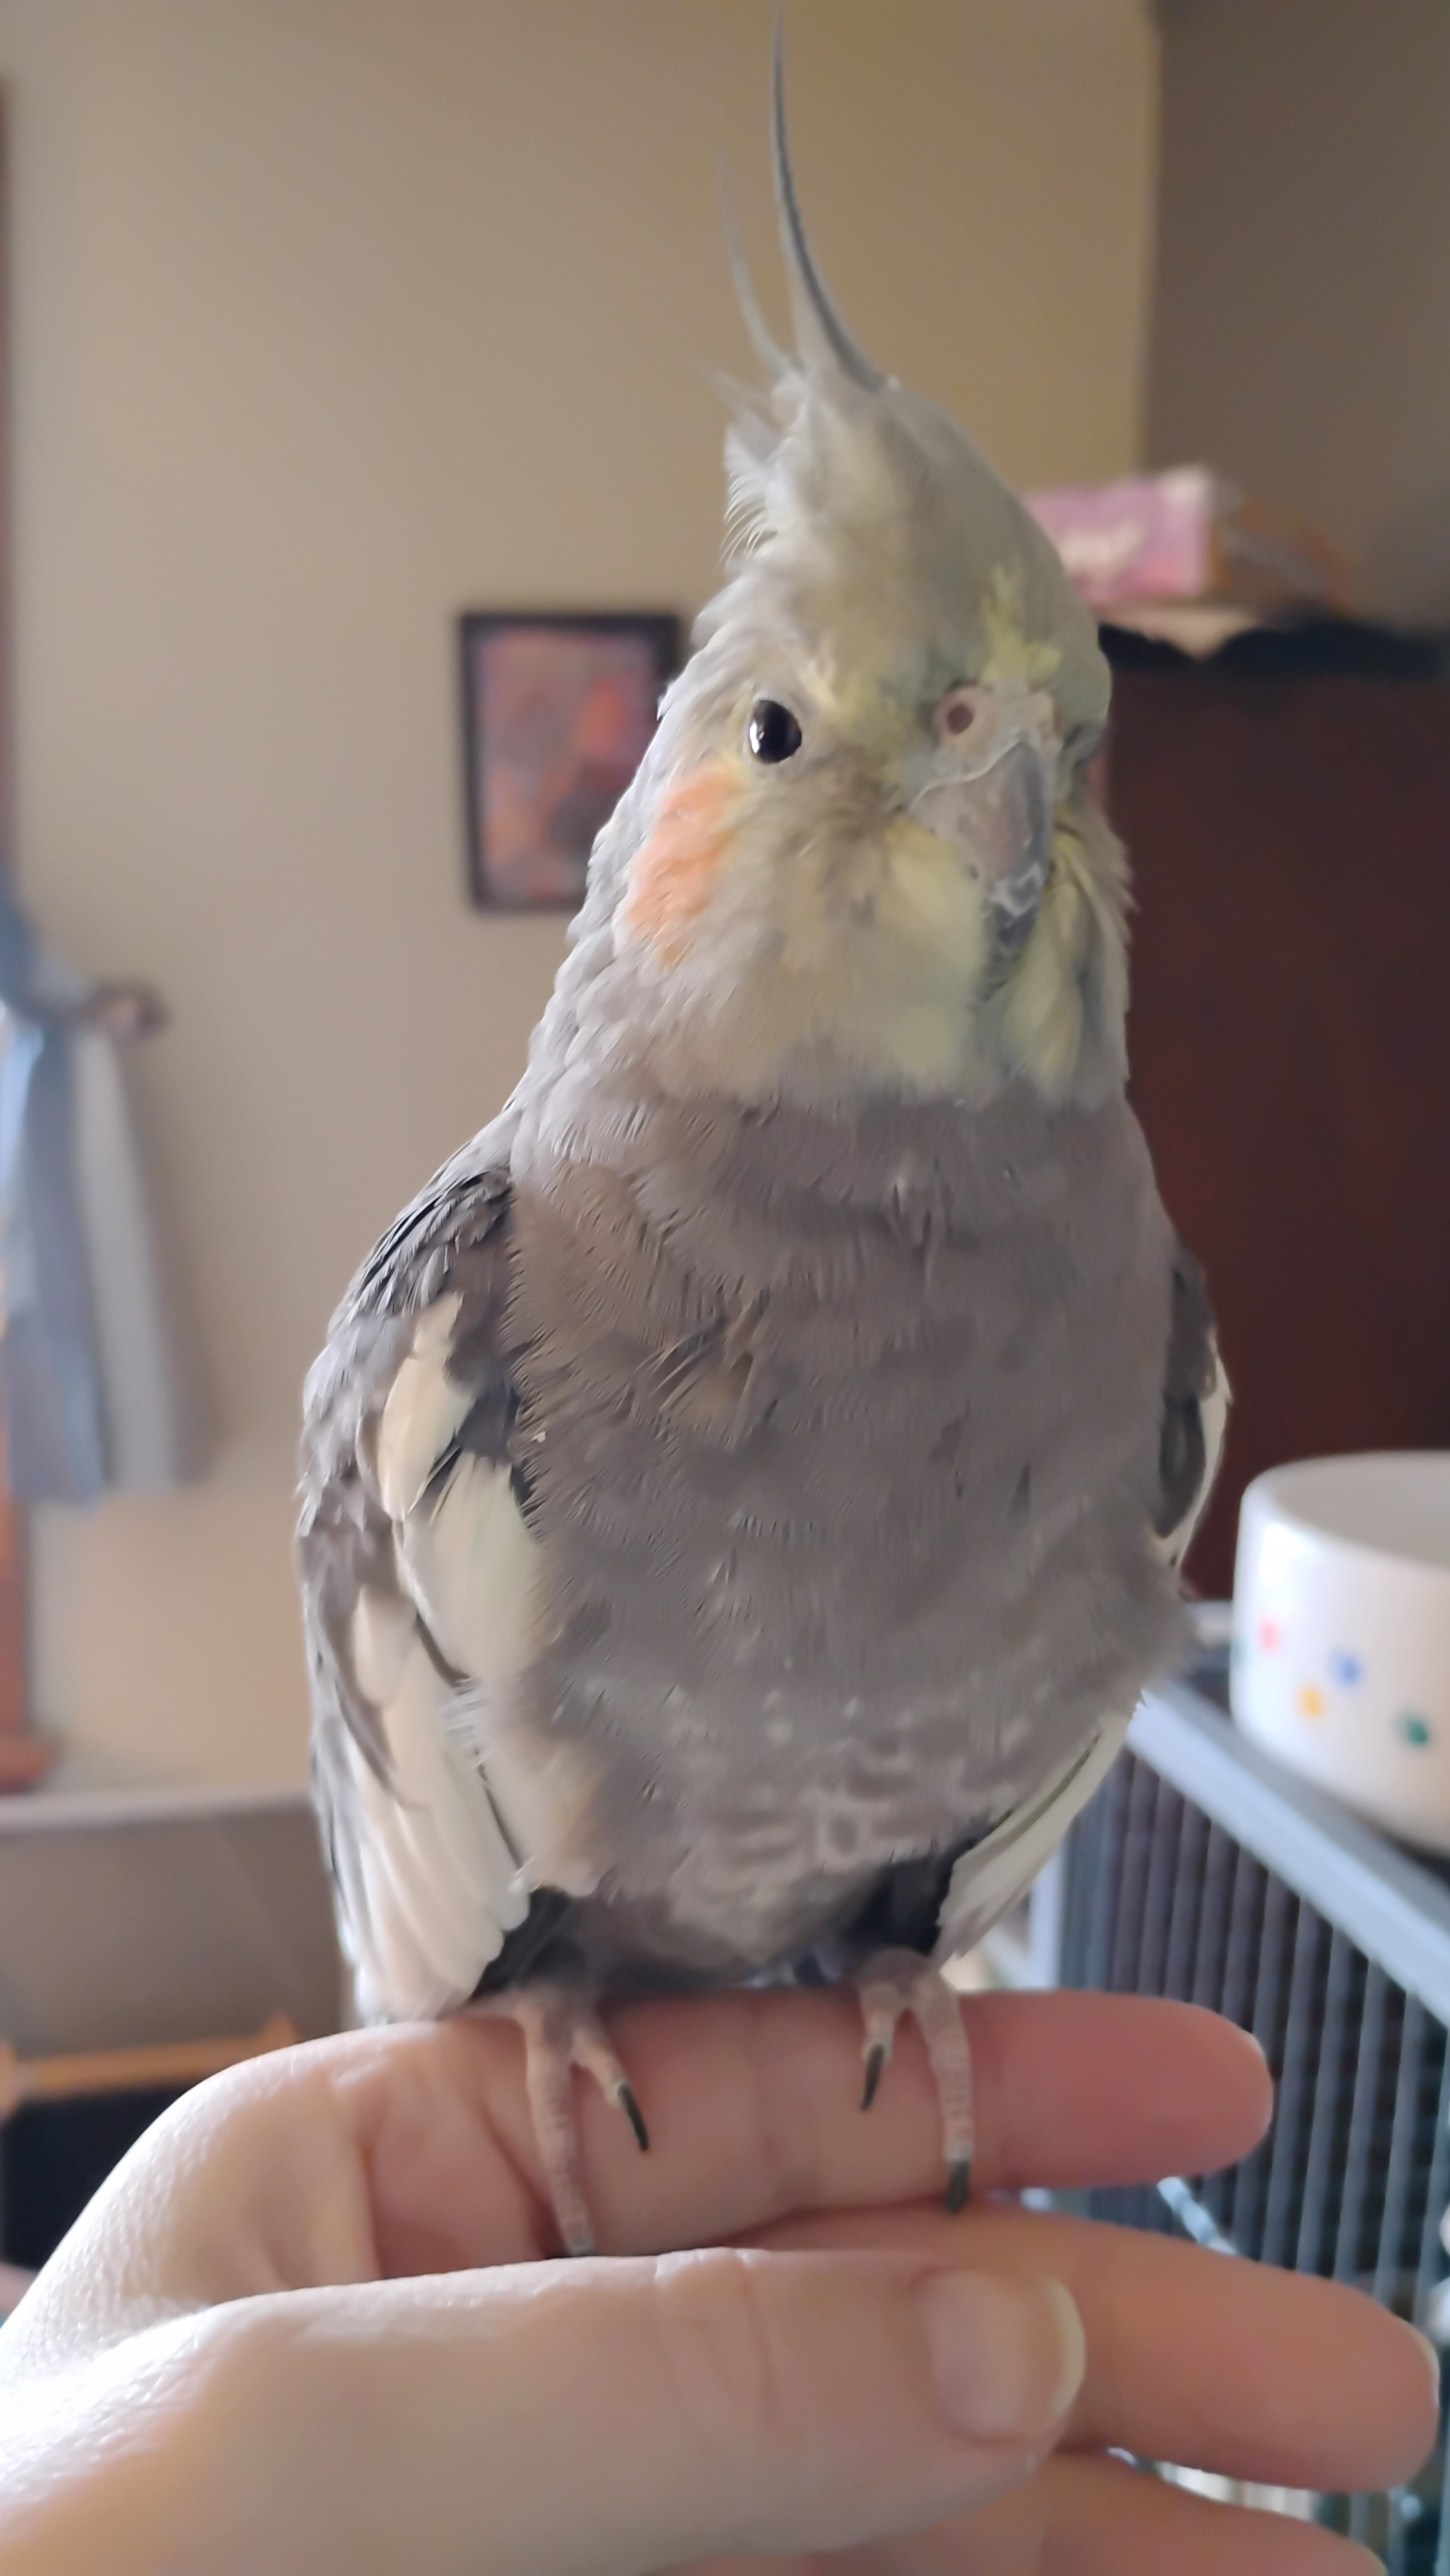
[909,734,1057,950]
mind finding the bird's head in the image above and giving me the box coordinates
[582,61,1127,1116]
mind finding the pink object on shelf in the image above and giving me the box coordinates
[1026,467,1341,612]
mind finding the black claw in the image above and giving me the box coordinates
[944,2157,972,2214]
[618,2082,650,2153]
[860,2041,888,2111]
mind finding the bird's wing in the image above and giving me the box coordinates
[930,1714,1131,1969]
[1155,1234,1230,1570]
[298,1125,546,2022]
[932,1231,1228,1965]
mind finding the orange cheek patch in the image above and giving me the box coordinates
[621,761,738,959]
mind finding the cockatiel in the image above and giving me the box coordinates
[298,65,1225,2256]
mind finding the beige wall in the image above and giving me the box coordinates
[1147,0,1450,617]
[1,0,1158,1790]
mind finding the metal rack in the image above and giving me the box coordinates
[995,1662,1450,2568]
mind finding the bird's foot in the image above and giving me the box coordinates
[473,1983,647,2256]
[856,1946,974,2212]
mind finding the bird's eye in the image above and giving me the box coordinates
[747,698,803,764]
[935,685,980,744]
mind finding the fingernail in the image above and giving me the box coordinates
[1411,2326,1442,2404]
[912,2269,1086,2443]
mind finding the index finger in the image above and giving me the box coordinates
[15,1988,1271,2337]
[345,1986,1269,2267]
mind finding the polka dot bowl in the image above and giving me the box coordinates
[1231,1453,1450,1850]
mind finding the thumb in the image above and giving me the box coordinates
[207,2247,1086,2573]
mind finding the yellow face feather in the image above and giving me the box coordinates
[620,730,993,1100]
[999,802,1130,1102]
[979,568,1064,695]
[609,349,1124,1110]
[616,655,1126,1111]
[594,83,1132,1114]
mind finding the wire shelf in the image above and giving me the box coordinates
[1033,1665,1450,2568]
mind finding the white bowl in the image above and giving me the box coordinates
[1231,1453,1450,1851]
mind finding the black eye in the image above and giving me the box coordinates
[747,698,803,764]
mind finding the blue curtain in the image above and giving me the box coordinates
[0,881,116,1501]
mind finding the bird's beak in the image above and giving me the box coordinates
[908,686,1060,950]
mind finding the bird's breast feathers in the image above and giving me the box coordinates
[313,1076,1189,2005]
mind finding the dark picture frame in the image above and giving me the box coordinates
[459,610,680,910]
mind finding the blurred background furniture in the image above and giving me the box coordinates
[0,1784,342,2277]
[1103,623,1450,1598]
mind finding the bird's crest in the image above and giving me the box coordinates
[714,35,1106,749]
[768,23,882,394]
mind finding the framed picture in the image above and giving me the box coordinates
[459,610,680,910]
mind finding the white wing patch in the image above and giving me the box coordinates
[351,1583,414,1706]
[1195,1339,1231,1530]
[336,1293,551,2022]
[1160,1331,1230,1570]
[340,1614,530,2020]
[398,1450,542,1685]
[932,1713,1132,1967]
[376,1294,470,1521]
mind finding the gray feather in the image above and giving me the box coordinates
[1156,1236,1228,1562]
[299,1119,531,2009]
[770,20,884,390]
[301,1061,1201,2008]
[719,155,789,385]
[297,63,1225,2025]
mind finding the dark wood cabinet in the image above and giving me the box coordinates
[1104,644,1450,1597]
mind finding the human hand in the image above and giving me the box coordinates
[0,1988,1433,2574]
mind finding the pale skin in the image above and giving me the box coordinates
[0,1990,1434,2575]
